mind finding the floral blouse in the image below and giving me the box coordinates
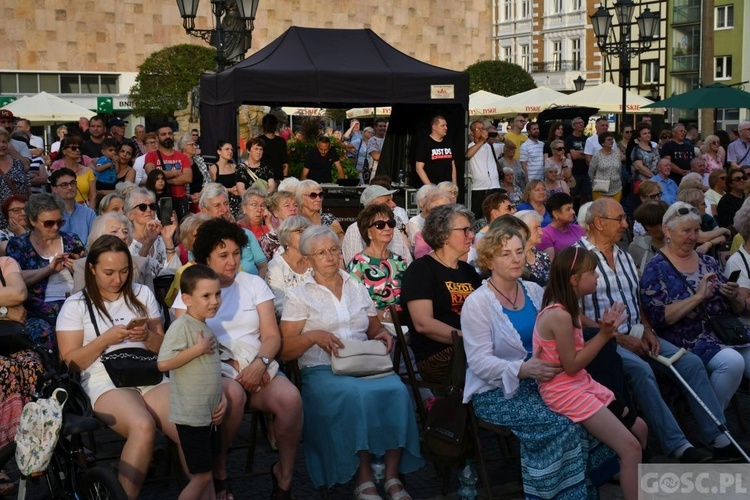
[640,252,750,363]
[526,248,551,286]
[0,158,31,230]
[588,150,623,195]
[347,251,407,311]
[631,144,660,181]
[5,231,84,325]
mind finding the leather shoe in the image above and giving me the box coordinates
[713,444,749,463]
[679,446,712,463]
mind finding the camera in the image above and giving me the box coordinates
[488,132,498,138]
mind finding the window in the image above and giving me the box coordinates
[503,46,513,63]
[521,45,530,72]
[81,75,99,93]
[504,0,513,21]
[642,60,659,84]
[571,39,581,70]
[573,0,583,10]
[553,0,563,14]
[716,5,734,29]
[60,75,79,93]
[18,74,38,94]
[552,41,562,71]
[0,73,17,93]
[101,76,118,93]
[521,0,531,18]
[0,72,119,95]
[39,74,59,93]
[715,56,732,80]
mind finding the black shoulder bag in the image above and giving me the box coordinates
[83,292,162,387]
[0,266,34,356]
[658,251,750,346]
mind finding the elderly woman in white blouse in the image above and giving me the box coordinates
[265,215,312,318]
[125,187,180,278]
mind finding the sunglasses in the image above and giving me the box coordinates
[68,145,80,151]
[674,206,699,217]
[370,219,397,230]
[40,219,65,229]
[305,192,325,200]
[452,226,474,237]
[644,192,662,200]
[623,130,632,134]
[553,147,565,151]
[134,203,158,212]
[732,176,747,182]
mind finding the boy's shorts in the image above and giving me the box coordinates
[175,424,221,474]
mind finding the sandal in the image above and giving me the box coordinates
[271,461,293,500]
[214,477,235,500]
[383,478,412,500]
[353,480,382,500]
[0,470,17,497]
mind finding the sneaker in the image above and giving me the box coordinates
[679,446,712,463]
[712,444,750,463]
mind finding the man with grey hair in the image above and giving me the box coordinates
[584,117,609,164]
[15,118,44,155]
[577,198,738,462]
[342,185,413,264]
[728,121,750,169]
[661,123,695,183]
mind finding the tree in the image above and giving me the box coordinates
[129,44,217,118]
[465,60,536,96]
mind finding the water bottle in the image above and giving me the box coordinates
[397,168,405,186]
[371,456,385,484]
[457,461,478,500]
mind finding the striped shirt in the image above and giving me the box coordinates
[577,237,641,334]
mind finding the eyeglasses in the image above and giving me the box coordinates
[55,181,76,189]
[7,207,25,214]
[599,214,627,223]
[452,226,474,237]
[40,219,65,229]
[245,202,267,210]
[370,219,397,230]
[67,145,80,151]
[623,130,632,134]
[134,203,158,212]
[307,246,342,259]
[644,192,662,200]
[305,192,325,200]
[732,176,747,182]
[719,176,727,180]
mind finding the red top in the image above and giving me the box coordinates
[145,150,191,198]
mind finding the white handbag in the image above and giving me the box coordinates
[330,340,393,378]
[592,178,610,193]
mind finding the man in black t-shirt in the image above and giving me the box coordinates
[81,115,106,160]
[660,123,695,183]
[415,115,456,187]
[302,136,344,184]
[565,116,590,204]
[258,114,289,181]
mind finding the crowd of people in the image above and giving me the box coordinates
[1,106,750,500]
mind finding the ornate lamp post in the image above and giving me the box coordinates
[574,75,587,92]
[590,0,659,126]
[176,0,260,71]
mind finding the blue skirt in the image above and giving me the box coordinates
[472,379,618,500]
[300,365,424,488]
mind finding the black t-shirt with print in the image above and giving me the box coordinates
[415,136,454,186]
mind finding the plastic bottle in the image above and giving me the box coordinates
[371,456,385,484]
[457,460,478,500]
[397,168,405,186]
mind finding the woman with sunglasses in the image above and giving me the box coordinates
[347,204,406,320]
[542,121,565,161]
[705,169,727,217]
[401,204,482,384]
[543,140,572,196]
[50,136,97,208]
[641,202,750,412]
[701,134,725,174]
[295,180,344,242]
[5,193,84,333]
[716,167,747,229]
[125,187,179,279]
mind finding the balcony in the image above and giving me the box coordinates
[672,0,700,25]
[495,19,533,38]
[672,51,699,73]
[543,11,587,31]
[531,60,582,73]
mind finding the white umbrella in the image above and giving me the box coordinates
[1,92,96,124]
[494,86,568,116]
[346,107,392,119]
[468,90,506,117]
[555,82,660,114]
[281,106,327,116]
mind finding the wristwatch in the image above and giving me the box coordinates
[259,355,271,367]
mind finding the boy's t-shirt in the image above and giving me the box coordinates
[94,156,117,184]
[158,313,222,426]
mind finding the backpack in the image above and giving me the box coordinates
[15,388,67,475]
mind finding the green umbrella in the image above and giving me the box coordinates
[642,83,750,109]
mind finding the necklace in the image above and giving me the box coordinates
[433,251,458,269]
[488,279,520,310]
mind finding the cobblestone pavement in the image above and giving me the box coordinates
[11,386,750,499]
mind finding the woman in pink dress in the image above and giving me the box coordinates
[533,246,646,500]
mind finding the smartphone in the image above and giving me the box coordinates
[70,246,86,257]
[488,131,499,138]
[158,197,173,227]
[125,317,148,330]
[728,270,742,283]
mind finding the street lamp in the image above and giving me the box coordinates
[590,0,659,127]
[574,75,587,92]
[176,0,260,71]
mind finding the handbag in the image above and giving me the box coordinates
[15,388,67,475]
[658,251,750,346]
[592,178,610,193]
[246,165,269,192]
[0,266,33,356]
[423,331,471,462]
[329,339,393,378]
[83,292,163,388]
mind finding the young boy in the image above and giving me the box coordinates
[158,264,225,500]
[94,138,119,191]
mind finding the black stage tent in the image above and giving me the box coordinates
[200,26,470,187]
